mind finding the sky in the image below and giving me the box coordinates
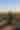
[16,0,20,13]
[0,0,16,8]
[0,0,20,13]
